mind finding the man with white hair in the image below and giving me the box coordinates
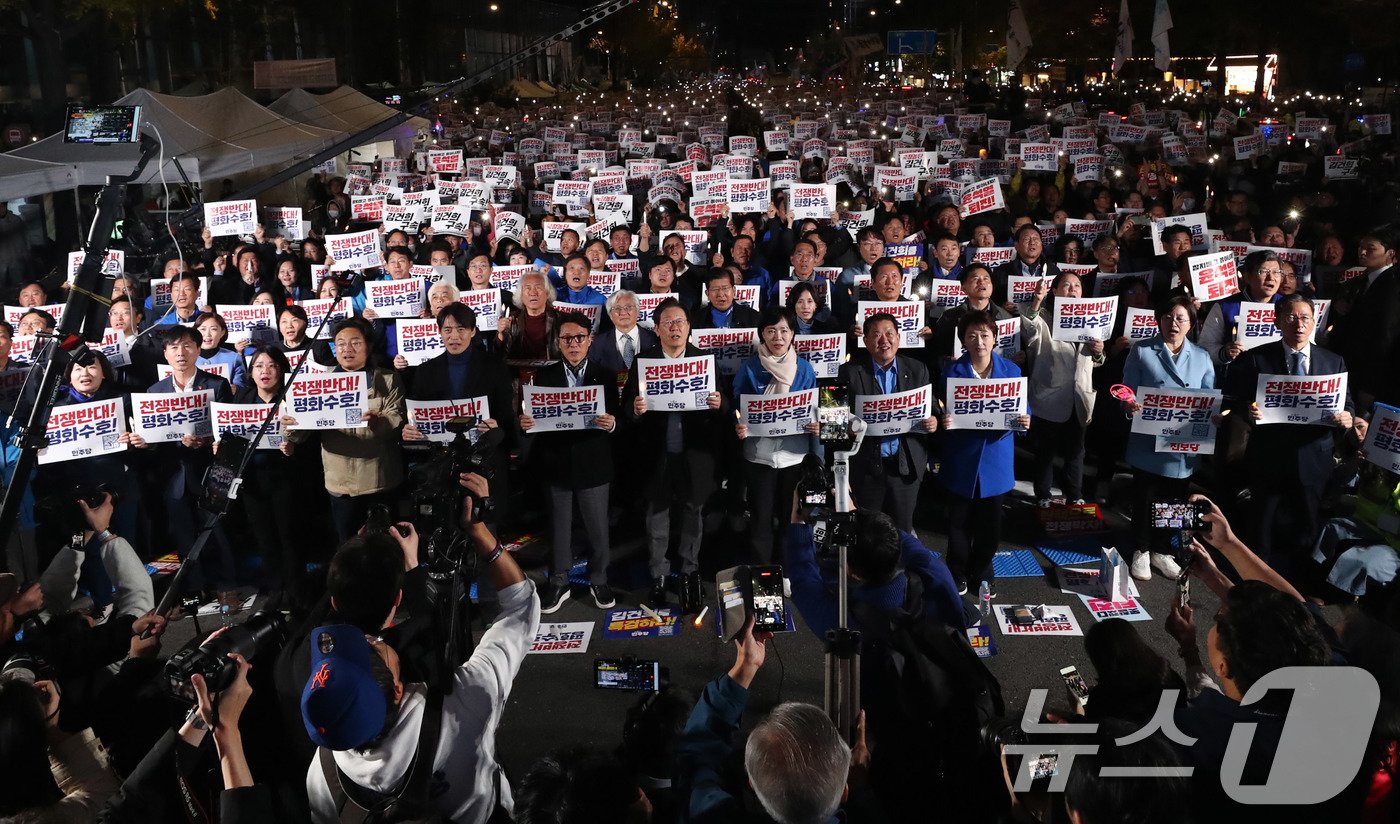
[677,618,873,824]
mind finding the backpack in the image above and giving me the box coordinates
[851,573,1005,801]
[319,691,447,824]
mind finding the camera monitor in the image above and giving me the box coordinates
[64,105,142,144]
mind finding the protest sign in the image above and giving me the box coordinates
[302,298,352,339]
[1361,403,1400,474]
[395,318,445,366]
[203,200,258,237]
[740,389,816,438]
[1051,296,1118,342]
[659,230,708,266]
[215,304,275,342]
[493,210,526,243]
[1072,153,1104,182]
[1255,373,1348,425]
[960,178,1004,217]
[522,384,604,432]
[65,249,124,283]
[1131,387,1221,441]
[728,178,771,213]
[428,149,462,174]
[210,402,282,450]
[587,271,621,296]
[793,334,845,380]
[856,300,925,348]
[604,608,680,639]
[1020,142,1057,171]
[37,398,126,465]
[265,207,304,240]
[8,335,38,363]
[974,247,1018,268]
[854,386,933,437]
[350,195,386,223]
[992,604,1083,636]
[1186,252,1240,302]
[763,130,791,153]
[489,264,533,293]
[363,277,425,319]
[1125,307,1159,341]
[769,160,799,188]
[1236,302,1282,350]
[5,303,64,326]
[790,184,835,220]
[541,221,587,253]
[406,397,489,442]
[382,204,425,233]
[156,362,228,383]
[458,288,502,332]
[638,355,716,411]
[131,391,213,443]
[592,194,633,224]
[635,293,678,329]
[945,378,1028,430]
[1150,213,1211,255]
[1324,156,1360,180]
[325,229,383,271]
[926,280,965,309]
[1064,219,1113,245]
[527,622,594,655]
[285,372,367,430]
[94,328,131,368]
[690,329,759,377]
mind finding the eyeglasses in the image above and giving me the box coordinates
[610,304,638,314]
[1278,314,1314,326]
[657,319,688,329]
[1256,268,1285,277]
[334,339,365,350]
[559,333,589,345]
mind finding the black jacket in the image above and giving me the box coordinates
[837,353,932,481]
[525,359,621,489]
[688,302,761,330]
[620,343,731,502]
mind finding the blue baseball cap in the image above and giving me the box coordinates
[300,624,388,751]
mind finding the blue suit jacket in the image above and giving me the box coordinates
[937,353,1025,499]
[147,370,233,495]
[1122,336,1216,478]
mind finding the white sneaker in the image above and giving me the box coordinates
[1131,552,1152,581]
[1151,552,1183,579]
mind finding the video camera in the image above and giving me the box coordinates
[34,483,120,535]
[407,418,502,563]
[163,610,286,702]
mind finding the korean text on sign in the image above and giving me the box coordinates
[1254,373,1348,426]
[639,356,715,411]
[286,373,368,430]
[945,378,1027,431]
[523,384,603,433]
[740,389,816,438]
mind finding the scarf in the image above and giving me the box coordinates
[758,342,798,395]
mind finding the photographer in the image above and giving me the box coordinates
[0,676,119,820]
[302,473,541,824]
[38,491,152,621]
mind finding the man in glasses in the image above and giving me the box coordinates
[621,299,727,611]
[588,290,658,379]
[1225,293,1363,581]
[690,268,759,330]
[521,313,621,613]
[836,226,885,326]
[1198,250,1287,373]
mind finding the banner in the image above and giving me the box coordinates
[740,389,817,437]
[1051,296,1118,342]
[960,177,1004,217]
[37,398,126,464]
[945,377,1028,430]
[211,402,283,450]
[856,300,925,348]
[522,384,604,432]
[203,200,258,237]
[131,391,213,443]
[793,334,846,379]
[1186,252,1240,302]
[1235,301,1282,350]
[1131,387,1221,445]
[1361,403,1400,474]
[854,385,933,437]
[406,397,490,442]
[395,318,445,366]
[325,229,383,271]
[215,304,275,341]
[1255,373,1348,425]
[639,355,716,411]
[1125,307,1159,340]
[285,372,368,430]
[458,288,502,332]
[364,277,425,319]
[302,298,353,339]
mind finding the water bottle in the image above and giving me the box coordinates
[978,581,992,622]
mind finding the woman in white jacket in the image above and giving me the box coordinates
[1020,272,1105,505]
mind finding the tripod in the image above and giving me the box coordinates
[823,416,866,744]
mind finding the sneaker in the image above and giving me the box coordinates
[1131,552,1152,581]
[649,576,668,608]
[540,583,570,614]
[955,577,969,596]
[590,584,617,609]
[1151,552,1183,579]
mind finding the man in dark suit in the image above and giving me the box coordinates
[837,312,939,533]
[523,312,621,613]
[133,324,233,595]
[991,224,1061,307]
[588,290,658,381]
[1329,226,1400,413]
[1225,294,1364,579]
[688,268,760,330]
[621,299,730,611]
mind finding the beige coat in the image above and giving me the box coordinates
[289,368,406,496]
[1022,304,1105,425]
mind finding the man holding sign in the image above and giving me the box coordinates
[1198,251,1283,369]
[520,313,620,614]
[1225,294,1361,577]
[839,312,938,533]
[622,299,728,611]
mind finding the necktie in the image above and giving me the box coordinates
[621,333,635,369]
[1292,350,1305,376]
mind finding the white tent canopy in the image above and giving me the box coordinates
[269,86,429,158]
[10,87,343,188]
[0,154,79,202]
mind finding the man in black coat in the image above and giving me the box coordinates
[1329,226,1400,413]
[836,312,939,534]
[688,268,760,330]
[524,313,622,613]
[1225,294,1364,578]
[621,299,730,610]
[589,289,659,379]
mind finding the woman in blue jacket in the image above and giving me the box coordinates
[732,306,819,564]
[1121,295,1216,582]
[193,312,249,390]
[938,310,1032,594]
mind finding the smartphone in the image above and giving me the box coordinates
[818,385,853,450]
[595,657,660,691]
[1129,214,1151,227]
[1060,665,1090,707]
[1150,499,1208,531]
[200,434,250,514]
[750,565,788,632]
[1029,752,1060,780]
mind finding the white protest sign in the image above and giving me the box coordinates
[1131,387,1221,442]
[1020,142,1057,171]
[364,277,426,319]
[66,249,124,283]
[1052,296,1118,342]
[793,334,845,380]
[382,204,425,234]
[395,318,445,366]
[1234,132,1264,160]
[1255,373,1348,426]
[993,603,1083,636]
[974,247,1018,268]
[1235,302,1282,350]
[1150,213,1211,256]
[1186,252,1240,302]
[1072,154,1104,182]
[1125,307,1159,341]
[527,622,594,655]
[635,293,678,329]
[211,402,283,450]
[523,384,605,433]
[790,184,835,220]
[659,230,708,266]
[740,389,816,438]
[960,178,1004,217]
[592,194,633,224]
[407,397,490,442]
[131,390,214,443]
[266,207,304,240]
[638,355,716,411]
[285,372,368,429]
[945,378,1028,430]
[428,149,463,174]
[856,300,925,348]
[215,304,275,341]
[37,398,126,465]
[351,195,386,223]
[690,328,759,377]
[854,386,933,437]
[95,328,131,368]
[492,210,526,243]
[325,230,383,271]
[203,200,258,237]
[156,362,229,384]
[458,288,502,332]
[541,221,587,253]
[727,178,771,213]
[552,179,593,208]
[1361,403,1400,474]
[302,298,353,339]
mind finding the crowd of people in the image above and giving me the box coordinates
[0,73,1399,822]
